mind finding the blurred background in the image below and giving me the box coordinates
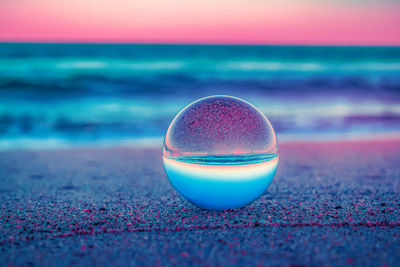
[0,0,399,150]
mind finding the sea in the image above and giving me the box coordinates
[0,43,399,150]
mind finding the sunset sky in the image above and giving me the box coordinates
[0,0,399,45]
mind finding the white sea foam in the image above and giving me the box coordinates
[218,61,400,72]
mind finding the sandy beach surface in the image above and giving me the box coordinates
[1,139,399,266]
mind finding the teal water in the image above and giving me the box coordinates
[1,44,400,80]
[165,154,278,166]
[0,44,399,149]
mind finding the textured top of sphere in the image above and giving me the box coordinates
[163,95,277,157]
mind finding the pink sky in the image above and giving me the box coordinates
[0,0,399,45]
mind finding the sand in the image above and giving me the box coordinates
[0,139,399,266]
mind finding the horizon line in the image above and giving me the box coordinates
[0,41,399,48]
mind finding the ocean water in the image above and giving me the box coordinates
[0,43,400,150]
[166,154,278,165]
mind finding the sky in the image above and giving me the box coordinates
[0,0,399,45]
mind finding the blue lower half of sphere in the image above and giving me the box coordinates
[163,154,279,210]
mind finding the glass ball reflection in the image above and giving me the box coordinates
[163,95,278,210]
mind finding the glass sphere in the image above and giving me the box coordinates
[163,95,278,210]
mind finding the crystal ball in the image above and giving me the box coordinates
[163,95,278,210]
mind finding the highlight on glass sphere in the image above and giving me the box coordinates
[163,95,278,210]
